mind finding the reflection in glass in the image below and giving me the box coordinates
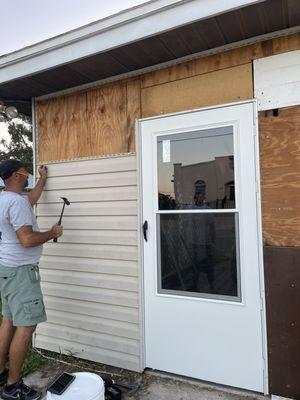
[157,127,235,210]
[158,213,240,300]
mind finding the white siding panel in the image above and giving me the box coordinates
[254,49,300,110]
[40,256,138,276]
[39,186,137,203]
[37,215,138,230]
[43,230,138,246]
[44,170,137,190]
[35,155,140,371]
[41,269,138,291]
[35,336,140,371]
[45,156,137,177]
[41,281,138,307]
[37,200,137,216]
[43,296,139,323]
[37,324,139,355]
[42,243,138,261]
[45,309,139,339]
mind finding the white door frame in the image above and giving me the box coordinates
[136,99,268,394]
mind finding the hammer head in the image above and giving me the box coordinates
[61,197,70,206]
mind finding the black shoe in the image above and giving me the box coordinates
[0,369,8,386]
[1,380,42,400]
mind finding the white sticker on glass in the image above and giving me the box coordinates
[163,140,171,163]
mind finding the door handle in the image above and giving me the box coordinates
[143,220,148,242]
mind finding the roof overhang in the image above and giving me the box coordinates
[0,0,299,116]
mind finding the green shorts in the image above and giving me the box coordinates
[0,264,47,327]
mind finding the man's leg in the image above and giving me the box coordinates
[0,317,16,372]
[8,325,36,385]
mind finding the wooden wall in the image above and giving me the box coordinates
[259,106,300,247]
[36,33,300,162]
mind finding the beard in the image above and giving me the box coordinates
[23,178,29,189]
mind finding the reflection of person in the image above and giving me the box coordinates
[188,190,215,294]
[193,192,210,209]
[0,159,63,400]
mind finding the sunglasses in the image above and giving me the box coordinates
[15,167,29,177]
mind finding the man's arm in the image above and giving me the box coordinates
[28,165,47,206]
[16,224,63,248]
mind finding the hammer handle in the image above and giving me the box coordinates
[53,203,65,243]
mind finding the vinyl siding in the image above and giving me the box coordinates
[35,155,141,371]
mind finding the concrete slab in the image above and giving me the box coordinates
[24,363,269,400]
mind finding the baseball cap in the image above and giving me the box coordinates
[0,159,29,181]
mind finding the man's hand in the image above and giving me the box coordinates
[17,224,63,247]
[50,223,63,239]
[28,165,48,206]
[38,165,48,181]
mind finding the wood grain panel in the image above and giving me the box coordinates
[37,79,141,161]
[86,82,128,156]
[37,92,88,162]
[141,64,253,117]
[141,32,300,88]
[126,78,141,152]
[259,106,300,246]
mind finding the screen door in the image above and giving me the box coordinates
[140,101,266,392]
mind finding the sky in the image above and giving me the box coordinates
[0,0,148,143]
[0,0,149,56]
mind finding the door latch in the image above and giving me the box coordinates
[143,220,148,242]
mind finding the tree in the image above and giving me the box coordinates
[0,114,33,171]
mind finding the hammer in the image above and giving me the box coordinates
[53,197,70,243]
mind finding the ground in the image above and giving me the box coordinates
[23,353,268,400]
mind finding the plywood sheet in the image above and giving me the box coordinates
[37,79,141,162]
[259,106,300,246]
[141,32,300,88]
[86,82,128,156]
[141,64,253,117]
[126,79,141,152]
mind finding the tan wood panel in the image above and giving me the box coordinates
[37,79,141,161]
[126,78,141,152]
[37,96,67,162]
[86,82,128,156]
[141,33,300,88]
[37,92,88,162]
[259,106,300,247]
[141,63,253,117]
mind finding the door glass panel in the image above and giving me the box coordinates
[158,213,240,300]
[157,127,235,210]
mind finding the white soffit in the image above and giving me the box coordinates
[254,49,300,111]
[0,0,262,84]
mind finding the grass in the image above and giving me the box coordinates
[22,347,48,376]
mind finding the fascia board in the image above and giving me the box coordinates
[0,0,263,85]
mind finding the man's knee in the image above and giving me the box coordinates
[17,325,37,337]
[1,317,13,329]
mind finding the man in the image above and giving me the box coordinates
[0,159,63,400]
